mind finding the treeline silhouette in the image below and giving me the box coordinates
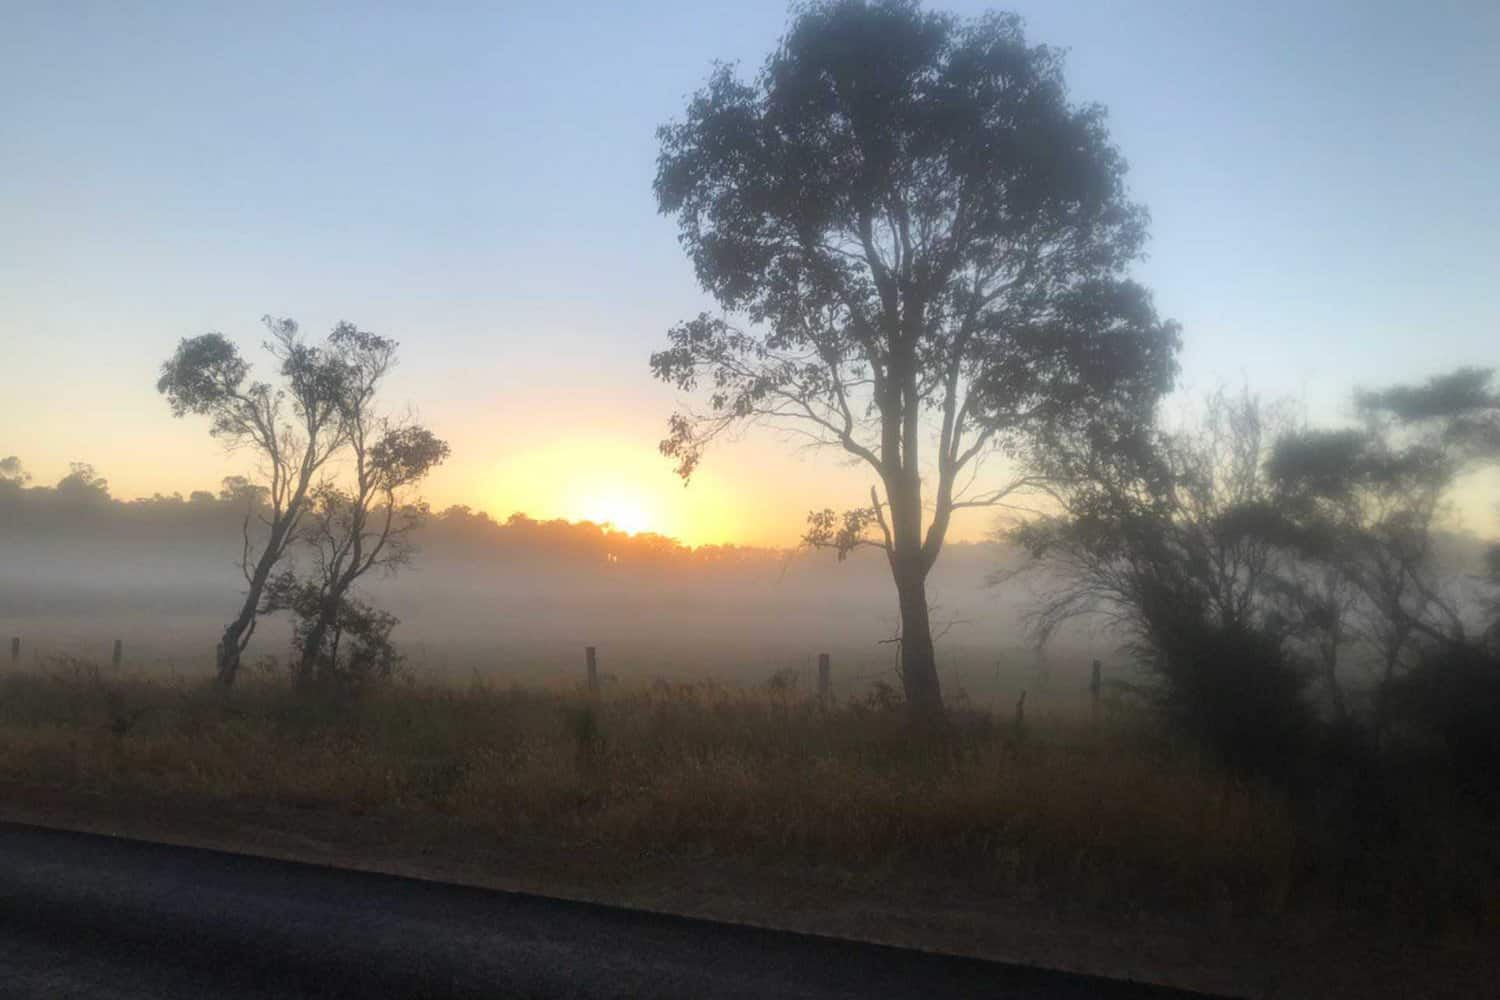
[0,457,1031,690]
[0,463,782,570]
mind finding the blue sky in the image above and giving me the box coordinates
[2,1,1497,542]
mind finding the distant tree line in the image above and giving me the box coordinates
[0,470,788,571]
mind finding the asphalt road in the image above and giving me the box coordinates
[0,822,1220,998]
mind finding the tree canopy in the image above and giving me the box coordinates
[652,0,1178,718]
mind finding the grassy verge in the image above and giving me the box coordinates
[1,660,1496,997]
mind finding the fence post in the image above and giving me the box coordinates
[817,652,831,709]
[9,636,18,668]
[111,639,123,669]
[1090,659,1102,722]
[585,645,598,696]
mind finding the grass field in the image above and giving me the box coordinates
[1,658,1496,996]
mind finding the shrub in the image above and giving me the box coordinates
[1391,640,1500,799]
[1143,615,1314,781]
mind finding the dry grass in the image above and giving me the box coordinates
[0,659,1493,936]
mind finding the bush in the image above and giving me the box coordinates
[1391,640,1500,799]
[1144,616,1314,781]
[263,570,404,695]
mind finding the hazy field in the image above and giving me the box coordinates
[0,503,1125,713]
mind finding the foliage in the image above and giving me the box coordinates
[1007,390,1286,639]
[1006,389,1317,775]
[1387,641,1500,796]
[1006,368,1500,781]
[1142,614,1312,780]
[652,0,1178,717]
[0,455,30,485]
[53,462,111,506]
[282,326,449,686]
[156,316,446,689]
[1268,367,1500,728]
[261,572,404,694]
[156,317,352,685]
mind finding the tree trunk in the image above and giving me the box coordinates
[217,618,247,688]
[1372,624,1409,741]
[883,399,944,725]
[217,585,263,689]
[217,527,288,689]
[296,596,340,689]
[893,556,942,724]
[296,619,327,689]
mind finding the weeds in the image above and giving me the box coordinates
[0,660,1493,934]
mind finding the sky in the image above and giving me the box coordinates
[2,0,1497,546]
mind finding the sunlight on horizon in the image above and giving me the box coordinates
[478,439,759,548]
[574,490,657,537]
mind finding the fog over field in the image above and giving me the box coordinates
[0,472,1114,706]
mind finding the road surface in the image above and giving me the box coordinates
[0,822,1220,998]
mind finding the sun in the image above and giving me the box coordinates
[578,493,656,536]
[487,440,743,543]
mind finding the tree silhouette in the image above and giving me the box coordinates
[273,326,450,688]
[1007,367,1500,767]
[1268,366,1500,730]
[158,317,350,687]
[0,456,29,486]
[651,0,1177,719]
[54,462,110,505]
[1004,390,1325,773]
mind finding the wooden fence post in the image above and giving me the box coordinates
[111,639,123,669]
[1090,659,1102,722]
[9,636,18,668]
[585,645,598,696]
[817,652,831,708]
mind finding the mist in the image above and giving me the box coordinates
[0,469,1084,704]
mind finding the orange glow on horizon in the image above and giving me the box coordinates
[574,490,658,537]
[22,420,1500,552]
[459,437,772,549]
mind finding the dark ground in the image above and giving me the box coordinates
[0,822,1215,999]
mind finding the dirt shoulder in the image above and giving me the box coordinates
[0,781,1489,1000]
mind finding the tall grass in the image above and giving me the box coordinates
[0,659,1493,933]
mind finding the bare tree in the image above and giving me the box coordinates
[157,317,349,687]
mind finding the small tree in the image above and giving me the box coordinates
[1269,367,1500,730]
[158,317,349,687]
[1003,390,1317,774]
[282,326,449,687]
[0,456,30,487]
[1007,389,1290,643]
[53,462,111,507]
[651,0,1178,721]
[261,573,405,694]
